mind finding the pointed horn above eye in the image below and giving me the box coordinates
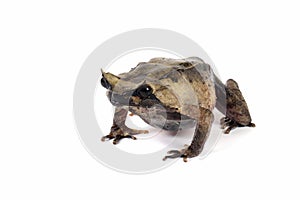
[101,69,120,89]
[101,68,105,75]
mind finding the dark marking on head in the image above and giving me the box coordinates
[179,62,193,67]
[101,77,111,90]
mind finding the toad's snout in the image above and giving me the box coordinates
[101,69,120,90]
[101,77,112,89]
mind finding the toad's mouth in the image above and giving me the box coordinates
[107,90,132,106]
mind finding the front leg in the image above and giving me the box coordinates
[163,108,213,162]
[101,107,149,144]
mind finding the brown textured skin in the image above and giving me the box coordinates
[220,79,255,134]
[101,57,255,161]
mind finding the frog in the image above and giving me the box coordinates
[100,57,255,162]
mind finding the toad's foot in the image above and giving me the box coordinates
[220,117,256,134]
[101,124,149,145]
[163,146,197,162]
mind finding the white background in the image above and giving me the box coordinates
[1,0,299,199]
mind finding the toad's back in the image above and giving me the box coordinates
[144,57,217,111]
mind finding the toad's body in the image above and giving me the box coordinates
[101,57,255,161]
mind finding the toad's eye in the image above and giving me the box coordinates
[135,85,153,98]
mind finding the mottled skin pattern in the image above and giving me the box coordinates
[101,57,255,162]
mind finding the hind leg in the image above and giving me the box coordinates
[221,79,255,134]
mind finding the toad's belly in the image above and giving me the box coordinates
[129,107,196,131]
[152,117,196,131]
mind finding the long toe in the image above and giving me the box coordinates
[101,134,114,141]
[163,150,182,161]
